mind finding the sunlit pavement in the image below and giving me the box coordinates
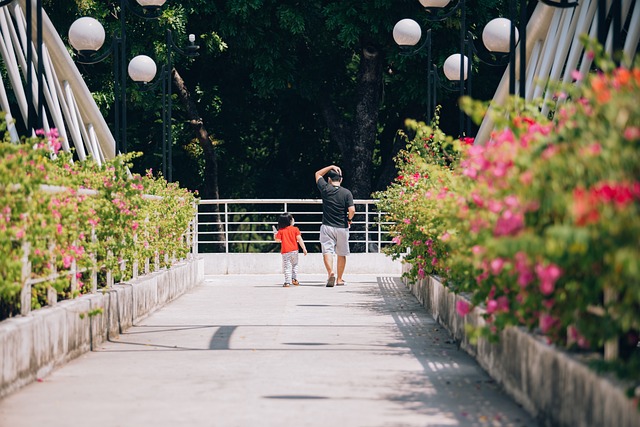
[0,274,538,427]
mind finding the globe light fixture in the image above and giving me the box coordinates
[136,0,167,13]
[136,0,167,6]
[419,0,451,7]
[392,19,422,47]
[68,17,106,54]
[128,55,157,83]
[482,17,517,53]
[443,53,469,81]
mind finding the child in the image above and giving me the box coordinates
[274,212,308,287]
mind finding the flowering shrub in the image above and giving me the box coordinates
[378,44,640,384]
[0,125,196,320]
[374,116,469,281]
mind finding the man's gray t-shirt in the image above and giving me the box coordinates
[317,178,354,228]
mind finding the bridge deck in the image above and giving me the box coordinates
[0,274,537,426]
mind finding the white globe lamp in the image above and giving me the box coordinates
[128,55,157,83]
[419,0,452,7]
[136,0,167,7]
[393,19,422,47]
[68,17,106,53]
[483,18,518,53]
[443,54,469,81]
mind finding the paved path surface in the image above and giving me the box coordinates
[0,274,538,427]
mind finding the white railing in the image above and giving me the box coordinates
[10,184,197,317]
[196,199,393,254]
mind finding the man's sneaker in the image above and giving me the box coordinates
[292,279,299,286]
[283,283,291,287]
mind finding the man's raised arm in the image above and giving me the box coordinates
[315,165,340,183]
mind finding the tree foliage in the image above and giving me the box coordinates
[50,0,509,198]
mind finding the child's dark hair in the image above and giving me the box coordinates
[277,213,293,230]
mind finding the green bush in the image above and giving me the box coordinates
[377,44,640,388]
[0,124,196,320]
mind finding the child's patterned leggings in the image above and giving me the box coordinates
[282,251,299,284]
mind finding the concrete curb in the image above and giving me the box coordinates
[201,252,403,275]
[0,257,204,399]
[404,272,640,427]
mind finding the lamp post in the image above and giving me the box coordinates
[128,30,198,182]
[394,0,474,136]
[393,21,437,121]
[68,0,167,155]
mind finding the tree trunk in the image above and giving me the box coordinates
[172,68,219,200]
[350,44,383,199]
[320,44,383,199]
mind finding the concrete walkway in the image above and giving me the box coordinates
[0,274,538,427]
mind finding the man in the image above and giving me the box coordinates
[315,165,355,287]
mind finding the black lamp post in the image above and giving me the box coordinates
[395,0,583,135]
[68,0,166,155]
[394,0,473,136]
[128,30,199,182]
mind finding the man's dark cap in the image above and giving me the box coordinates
[327,169,342,180]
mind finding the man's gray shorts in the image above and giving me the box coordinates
[320,224,350,256]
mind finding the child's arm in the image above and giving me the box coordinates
[273,226,281,243]
[297,235,308,255]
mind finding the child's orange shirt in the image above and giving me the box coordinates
[276,226,301,254]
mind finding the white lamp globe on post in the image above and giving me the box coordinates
[443,53,469,81]
[127,55,158,83]
[392,19,422,47]
[482,17,517,53]
[419,0,451,7]
[136,0,167,12]
[68,17,106,55]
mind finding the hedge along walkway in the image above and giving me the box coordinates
[0,274,537,427]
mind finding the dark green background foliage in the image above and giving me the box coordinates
[49,0,510,199]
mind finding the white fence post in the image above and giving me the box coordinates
[604,288,619,361]
[106,250,114,288]
[47,242,57,306]
[20,241,32,316]
[132,231,139,279]
[90,227,97,293]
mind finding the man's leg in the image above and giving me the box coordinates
[336,255,346,284]
[323,253,334,278]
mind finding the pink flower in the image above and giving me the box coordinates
[56,223,63,235]
[486,299,498,314]
[490,258,505,275]
[571,70,583,81]
[496,296,509,312]
[456,300,471,316]
[539,314,559,334]
[15,228,25,239]
[514,252,534,288]
[519,171,533,185]
[535,263,562,295]
[568,325,591,349]
[493,210,524,236]
[471,245,484,255]
[624,127,640,140]
[471,192,484,207]
[62,255,73,269]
